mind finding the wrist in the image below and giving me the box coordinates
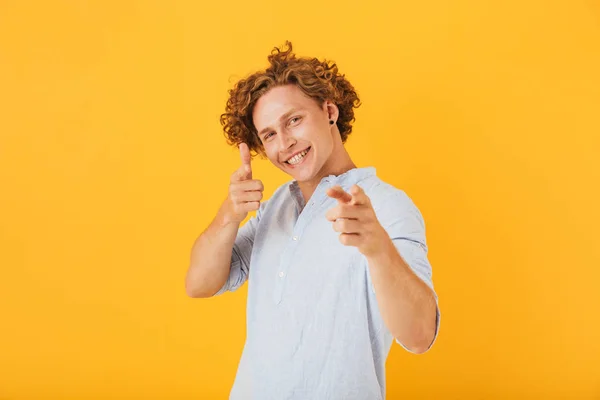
[218,198,241,228]
[363,231,395,263]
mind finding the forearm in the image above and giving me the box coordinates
[365,237,437,354]
[186,198,240,298]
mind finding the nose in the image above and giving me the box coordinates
[277,130,296,152]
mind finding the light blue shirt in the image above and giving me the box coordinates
[215,166,440,400]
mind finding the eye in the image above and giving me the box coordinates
[289,116,302,125]
[264,131,275,140]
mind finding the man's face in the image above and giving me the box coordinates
[252,84,337,183]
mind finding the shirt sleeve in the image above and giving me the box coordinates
[213,201,265,296]
[368,191,441,353]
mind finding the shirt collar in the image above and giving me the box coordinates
[288,166,376,193]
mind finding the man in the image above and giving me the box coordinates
[186,41,440,400]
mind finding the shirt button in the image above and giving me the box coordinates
[279,271,285,278]
[292,236,298,241]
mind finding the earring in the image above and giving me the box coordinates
[329,120,334,125]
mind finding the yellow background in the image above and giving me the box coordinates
[1,0,599,398]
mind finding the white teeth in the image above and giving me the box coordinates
[287,148,309,165]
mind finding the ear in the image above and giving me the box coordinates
[323,100,339,123]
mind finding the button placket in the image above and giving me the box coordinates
[273,210,310,305]
[273,182,333,305]
[273,232,299,305]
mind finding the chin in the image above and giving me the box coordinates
[293,164,322,183]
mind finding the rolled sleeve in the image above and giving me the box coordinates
[213,202,265,296]
[370,191,441,353]
[392,239,441,354]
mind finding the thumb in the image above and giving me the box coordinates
[239,143,252,179]
[239,143,251,167]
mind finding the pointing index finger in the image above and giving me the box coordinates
[326,185,353,204]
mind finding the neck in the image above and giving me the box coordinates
[297,147,356,204]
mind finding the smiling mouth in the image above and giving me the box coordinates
[285,146,311,165]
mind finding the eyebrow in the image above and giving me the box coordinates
[257,108,301,138]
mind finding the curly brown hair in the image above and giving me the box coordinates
[219,41,361,159]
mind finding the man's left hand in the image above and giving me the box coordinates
[325,184,389,257]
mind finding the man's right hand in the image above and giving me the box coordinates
[224,143,264,225]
